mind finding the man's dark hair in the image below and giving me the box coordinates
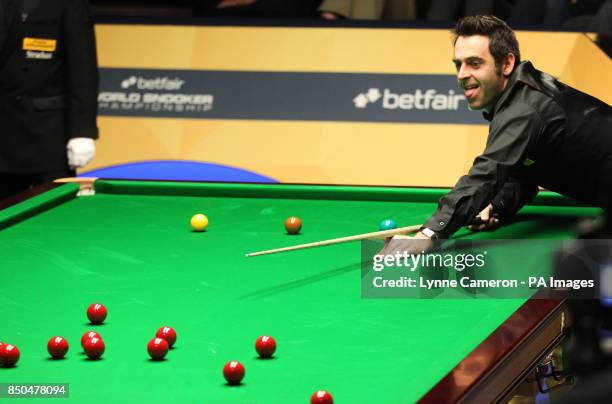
[453,15,521,75]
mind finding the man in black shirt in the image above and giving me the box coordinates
[0,0,99,200]
[381,15,612,254]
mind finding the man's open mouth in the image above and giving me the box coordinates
[464,84,480,99]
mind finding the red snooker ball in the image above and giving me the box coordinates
[81,331,101,348]
[87,303,107,324]
[223,360,245,385]
[0,344,20,367]
[47,336,69,359]
[311,390,333,404]
[147,338,169,360]
[284,216,302,234]
[255,335,276,358]
[83,337,105,359]
[155,326,177,348]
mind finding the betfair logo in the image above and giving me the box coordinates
[121,76,137,89]
[354,88,465,110]
[353,88,382,108]
[120,76,186,91]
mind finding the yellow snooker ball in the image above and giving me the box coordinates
[190,213,209,232]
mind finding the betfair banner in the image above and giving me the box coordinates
[92,25,611,186]
[98,68,484,124]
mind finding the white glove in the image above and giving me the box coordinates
[67,137,96,169]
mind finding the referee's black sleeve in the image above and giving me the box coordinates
[0,1,5,53]
[62,0,99,140]
[423,102,543,238]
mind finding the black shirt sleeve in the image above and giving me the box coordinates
[491,175,539,217]
[63,0,99,139]
[0,1,5,53]
[423,102,543,238]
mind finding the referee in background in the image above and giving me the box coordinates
[0,0,99,200]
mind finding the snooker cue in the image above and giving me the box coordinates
[245,224,422,257]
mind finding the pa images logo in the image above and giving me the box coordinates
[353,88,381,108]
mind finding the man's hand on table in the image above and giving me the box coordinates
[376,202,502,259]
[469,203,500,231]
[377,231,434,257]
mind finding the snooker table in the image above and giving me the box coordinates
[0,179,600,403]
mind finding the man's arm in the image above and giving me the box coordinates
[491,176,539,217]
[0,1,5,53]
[470,177,539,230]
[63,0,99,169]
[379,103,543,257]
[63,0,98,141]
[423,102,543,238]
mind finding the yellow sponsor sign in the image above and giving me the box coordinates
[23,37,57,52]
[92,26,612,186]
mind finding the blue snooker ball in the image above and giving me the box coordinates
[379,219,397,231]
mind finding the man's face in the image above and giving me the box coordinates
[453,35,509,111]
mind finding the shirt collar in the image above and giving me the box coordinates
[481,61,535,121]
